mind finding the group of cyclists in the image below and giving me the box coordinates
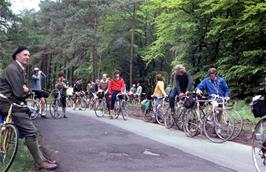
[0,46,265,171]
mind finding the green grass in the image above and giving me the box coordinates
[234,100,258,122]
[6,140,35,172]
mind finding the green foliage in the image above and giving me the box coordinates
[0,0,264,97]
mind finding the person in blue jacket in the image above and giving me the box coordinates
[196,68,230,99]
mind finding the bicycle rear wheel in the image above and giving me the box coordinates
[226,109,243,141]
[252,118,266,172]
[0,124,19,172]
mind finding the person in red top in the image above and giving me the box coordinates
[108,70,125,118]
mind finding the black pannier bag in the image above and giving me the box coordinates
[184,94,196,109]
[251,95,266,118]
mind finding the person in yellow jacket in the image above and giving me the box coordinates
[152,73,167,123]
[153,73,167,97]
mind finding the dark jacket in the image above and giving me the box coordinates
[173,73,193,95]
[0,61,27,104]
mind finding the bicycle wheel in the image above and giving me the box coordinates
[203,112,234,143]
[0,124,19,172]
[143,108,155,122]
[155,109,165,126]
[164,108,175,129]
[183,109,201,137]
[49,99,63,119]
[27,100,40,120]
[94,99,105,117]
[226,109,243,141]
[80,97,87,111]
[252,118,266,172]
[113,101,120,119]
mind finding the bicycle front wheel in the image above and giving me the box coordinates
[0,124,19,172]
[27,100,40,120]
[94,100,106,117]
[49,99,63,119]
[252,118,266,172]
[183,109,201,137]
[164,108,174,129]
[155,109,165,126]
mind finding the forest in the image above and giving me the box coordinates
[0,0,265,97]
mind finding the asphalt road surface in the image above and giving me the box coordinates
[35,110,238,172]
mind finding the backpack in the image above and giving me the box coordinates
[251,95,266,118]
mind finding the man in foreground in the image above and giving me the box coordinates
[0,46,57,170]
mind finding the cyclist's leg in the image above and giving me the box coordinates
[61,96,67,118]
[13,112,46,164]
[169,88,177,112]
[110,92,119,118]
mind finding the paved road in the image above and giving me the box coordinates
[35,110,235,172]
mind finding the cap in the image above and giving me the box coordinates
[12,46,29,60]
[34,67,40,71]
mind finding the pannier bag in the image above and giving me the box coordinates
[251,95,266,118]
[141,99,151,111]
[184,94,196,109]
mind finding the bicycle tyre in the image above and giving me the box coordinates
[203,112,232,143]
[28,100,40,120]
[164,108,175,129]
[0,124,19,172]
[227,109,243,141]
[252,118,266,172]
[113,101,120,119]
[94,99,105,117]
[155,109,165,126]
[49,99,63,119]
[183,109,201,137]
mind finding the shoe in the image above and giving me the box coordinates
[41,112,47,118]
[63,116,68,118]
[44,159,57,164]
[35,161,58,170]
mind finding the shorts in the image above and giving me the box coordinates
[32,90,49,99]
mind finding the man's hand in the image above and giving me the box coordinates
[196,89,202,96]
[23,85,29,93]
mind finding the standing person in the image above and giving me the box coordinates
[55,72,68,118]
[0,46,57,170]
[135,82,143,103]
[32,67,49,118]
[169,64,193,113]
[99,74,110,109]
[108,70,125,119]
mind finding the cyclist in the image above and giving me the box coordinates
[31,67,49,118]
[196,68,230,122]
[73,78,84,110]
[0,46,57,170]
[55,72,68,118]
[99,73,109,102]
[169,64,193,113]
[108,70,125,119]
[152,73,167,122]
[196,68,230,99]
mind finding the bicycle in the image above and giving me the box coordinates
[251,93,266,172]
[49,89,65,119]
[183,93,235,143]
[113,93,127,120]
[0,93,32,172]
[27,91,48,120]
[94,91,108,117]
[143,96,165,125]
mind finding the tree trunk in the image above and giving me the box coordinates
[130,3,136,87]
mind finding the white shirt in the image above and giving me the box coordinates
[16,60,25,71]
